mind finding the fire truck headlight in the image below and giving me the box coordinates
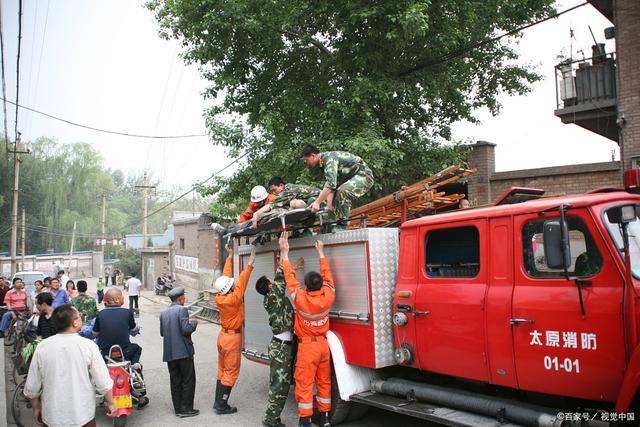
[393,312,408,326]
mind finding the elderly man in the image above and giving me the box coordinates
[212,244,256,415]
[24,304,115,427]
[93,288,142,367]
[160,287,199,418]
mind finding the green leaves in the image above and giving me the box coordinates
[148,0,553,215]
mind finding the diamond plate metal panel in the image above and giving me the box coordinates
[238,228,398,368]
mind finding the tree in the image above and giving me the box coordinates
[148,0,554,215]
[0,137,213,254]
[116,246,142,278]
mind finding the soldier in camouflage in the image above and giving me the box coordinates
[301,144,374,231]
[72,280,98,323]
[255,256,303,427]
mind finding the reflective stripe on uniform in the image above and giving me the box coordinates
[246,208,255,214]
[316,396,331,404]
[322,282,335,292]
[298,402,313,409]
[298,308,330,320]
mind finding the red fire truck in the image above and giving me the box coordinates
[237,175,640,426]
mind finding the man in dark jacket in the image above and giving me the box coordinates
[160,287,199,418]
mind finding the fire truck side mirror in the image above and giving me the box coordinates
[606,205,639,224]
[543,219,571,270]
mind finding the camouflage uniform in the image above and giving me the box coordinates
[263,266,295,427]
[320,151,374,225]
[270,183,321,210]
[72,294,98,323]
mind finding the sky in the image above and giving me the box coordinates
[0,0,618,192]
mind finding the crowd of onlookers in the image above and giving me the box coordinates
[0,269,145,426]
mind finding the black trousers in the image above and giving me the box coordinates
[167,357,196,413]
[129,295,139,310]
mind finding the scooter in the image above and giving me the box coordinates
[154,275,174,296]
[103,344,149,427]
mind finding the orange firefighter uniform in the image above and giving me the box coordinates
[238,194,276,223]
[283,257,336,417]
[215,256,253,386]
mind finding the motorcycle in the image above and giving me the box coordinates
[154,275,174,296]
[102,344,149,427]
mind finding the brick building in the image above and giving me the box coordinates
[140,247,170,289]
[469,1,638,204]
[468,141,621,206]
[172,214,221,291]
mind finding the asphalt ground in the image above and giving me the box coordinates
[5,277,424,427]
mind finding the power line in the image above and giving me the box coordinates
[0,2,9,155]
[117,151,250,233]
[14,0,23,141]
[25,0,49,137]
[398,2,589,77]
[0,97,209,139]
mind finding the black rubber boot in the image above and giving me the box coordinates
[298,417,312,427]
[212,380,222,410]
[214,384,237,415]
[318,412,331,427]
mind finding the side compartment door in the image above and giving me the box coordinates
[414,220,489,382]
[512,210,626,401]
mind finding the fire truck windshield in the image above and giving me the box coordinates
[604,208,640,278]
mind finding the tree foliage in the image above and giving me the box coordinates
[148,0,554,215]
[0,137,213,254]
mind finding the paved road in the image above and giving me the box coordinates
[7,278,425,427]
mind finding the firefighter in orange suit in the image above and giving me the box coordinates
[212,244,256,415]
[238,185,277,223]
[279,232,334,427]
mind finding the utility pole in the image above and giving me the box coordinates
[100,193,108,239]
[135,172,156,248]
[20,209,25,271]
[9,134,29,277]
[70,220,77,256]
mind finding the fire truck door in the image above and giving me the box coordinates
[415,220,489,382]
[512,210,626,401]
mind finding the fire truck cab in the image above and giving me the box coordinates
[239,183,640,426]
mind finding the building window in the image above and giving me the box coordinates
[179,238,185,250]
[522,217,602,278]
[425,226,480,278]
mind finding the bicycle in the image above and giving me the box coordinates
[11,378,28,427]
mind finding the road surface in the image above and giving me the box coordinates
[6,277,425,427]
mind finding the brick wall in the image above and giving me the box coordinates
[467,141,622,205]
[172,214,220,291]
[616,0,640,172]
[467,141,496,206]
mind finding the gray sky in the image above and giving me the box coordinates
[0,0,617,191]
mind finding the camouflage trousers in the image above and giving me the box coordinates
[271,184,321,210]
[263,337,294,426]
[332,169,374,224]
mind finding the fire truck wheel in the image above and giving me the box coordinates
[326,363,365,424]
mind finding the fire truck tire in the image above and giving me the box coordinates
[113,415,127,427]
[328,366,351,425]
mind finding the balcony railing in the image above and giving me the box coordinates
[554,52,616,110]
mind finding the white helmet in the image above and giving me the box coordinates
[250,185,268,203]
[214,275,234,295]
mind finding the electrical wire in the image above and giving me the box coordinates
[117,151,250,232]
[14,0,23,141]
[398,2,589,77]
[0,97,209,139]
[0,3,9,155]
[25,0,49,138]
